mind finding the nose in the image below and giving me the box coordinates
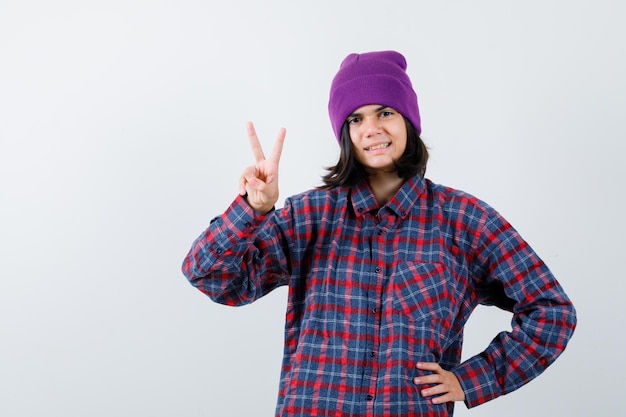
[363,115,382,137]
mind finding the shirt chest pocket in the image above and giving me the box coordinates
[391,261,457,324]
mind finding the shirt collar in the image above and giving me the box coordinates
[350,174,425,218]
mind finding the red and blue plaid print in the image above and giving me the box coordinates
[182,175,576,416]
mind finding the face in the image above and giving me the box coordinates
[347,104,407,174]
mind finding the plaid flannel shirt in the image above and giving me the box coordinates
[182,175,576,416]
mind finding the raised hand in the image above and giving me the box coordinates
[413,362,465,405]
[239,121,286,213]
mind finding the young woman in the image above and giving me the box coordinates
[182,50,576,416]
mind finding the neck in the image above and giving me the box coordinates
[368,171,404,206]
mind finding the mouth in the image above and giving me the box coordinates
[365,142,391,151]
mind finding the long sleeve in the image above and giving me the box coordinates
[180,178,577,416]
[181,195,291,306]
[453,205,577,407]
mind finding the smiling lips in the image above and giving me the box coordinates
[365,142,391,151]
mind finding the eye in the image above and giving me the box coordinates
[379,110,394,118]
[347,116,361,125]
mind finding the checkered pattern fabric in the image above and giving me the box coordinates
[182,175,576,416]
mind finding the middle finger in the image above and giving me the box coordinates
[247,121,266,162]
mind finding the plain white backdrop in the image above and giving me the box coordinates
[1,1,624,416]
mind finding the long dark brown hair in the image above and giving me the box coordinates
[319,118,428,189]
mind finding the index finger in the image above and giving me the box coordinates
[268,127,286,163]
[247,121,266,162]
[415,362,442,372]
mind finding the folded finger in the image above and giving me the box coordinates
[240,165,259,193]
[244,171,267,191]
[239,174,247,195]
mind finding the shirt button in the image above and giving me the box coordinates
[372,308,378,314]
[244,221,252,228]
[370,351,376,357]
[366,394,374,401]
[374,267,381,273]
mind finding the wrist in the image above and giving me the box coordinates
[242,193,274,214]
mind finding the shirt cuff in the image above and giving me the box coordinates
[453,354,502,408]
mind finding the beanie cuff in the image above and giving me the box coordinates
[329,74,420,140]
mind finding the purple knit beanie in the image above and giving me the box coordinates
[328,50,421,142]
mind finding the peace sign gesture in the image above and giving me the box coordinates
[239,121,286,213]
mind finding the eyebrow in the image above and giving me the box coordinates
[347,105,389,119]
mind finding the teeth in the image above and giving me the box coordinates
[367,143,390,151]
